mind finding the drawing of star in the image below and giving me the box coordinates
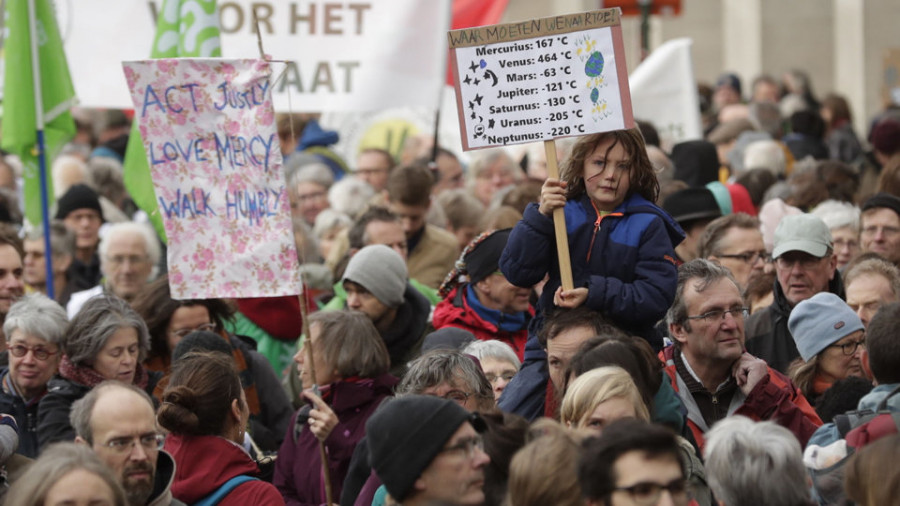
[471,111,476,120]
[463,75,472,85]
[469,61,478,73]
[468,101,475,110]
[474,94,483,105]
[473,78,480,85]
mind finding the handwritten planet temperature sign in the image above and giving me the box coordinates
[448,9,634,150]
[123,58,302,300]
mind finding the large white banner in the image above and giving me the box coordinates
[54,0,450,111]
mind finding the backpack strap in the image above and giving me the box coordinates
[194,475,259,506]
[875,384,900,411]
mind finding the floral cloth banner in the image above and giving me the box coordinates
[123,58,301,299]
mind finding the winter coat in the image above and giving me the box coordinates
[745,274,845,374]
[0,368,43,458]
[380,284,431,377]
[501,194,683,350]
[432,285,532,360]
[165,433,284,505]
[807,383,900,448]
[661,346,822,451]
[407,224,459,290]
[274,374,397,505]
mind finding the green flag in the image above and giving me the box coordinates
[123,0,221,243]
[1,0,77,226]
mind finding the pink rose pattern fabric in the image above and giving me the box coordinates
[123,58,301,299]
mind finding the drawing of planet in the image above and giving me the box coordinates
[590,88,599,104]
[480,59,487,68]
[585,51,604,77]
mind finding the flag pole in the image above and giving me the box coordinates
[26,0,55,300]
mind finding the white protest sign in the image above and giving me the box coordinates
[122,58,302,299]
[448,9,633,151]
[55,0,450,111]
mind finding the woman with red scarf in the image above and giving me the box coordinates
[274,310,397,505]
[37,295,159,450]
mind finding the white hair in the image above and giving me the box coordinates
[463,340,521,370]
[312,208,353,239]
[743,140,786,177]
[810,199,861,232]
[328,178,375,219]
[98,222,161,279]
[704,416,810,506]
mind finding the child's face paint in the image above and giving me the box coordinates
[582,137,631,212]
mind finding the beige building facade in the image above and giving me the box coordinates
[503,0,900,138]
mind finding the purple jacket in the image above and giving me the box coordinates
[274,373,397,506]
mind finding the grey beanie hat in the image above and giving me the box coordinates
[788,292,864,362]
[342,244,407,307]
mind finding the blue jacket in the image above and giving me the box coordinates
[806,383,900,449]
[0,368,40,458]
[500,193,683,349]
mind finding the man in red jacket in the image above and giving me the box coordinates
[662,259,821,451]
[432,229,533,360]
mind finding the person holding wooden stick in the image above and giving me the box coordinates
[501,128,684,352]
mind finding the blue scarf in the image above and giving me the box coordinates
[465,284,527,333]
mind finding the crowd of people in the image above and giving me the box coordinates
[0,68,896,506]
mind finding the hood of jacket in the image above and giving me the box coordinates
[146,450,180,506]
[381,284,430,366]
[165,434,259,504]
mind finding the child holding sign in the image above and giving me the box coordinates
[501,128,684,351]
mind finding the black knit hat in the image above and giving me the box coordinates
[171,331,232,362]
[862,192,900,220]
[464,228,511,284]
[366,395,486,501]
[54,184,104,221]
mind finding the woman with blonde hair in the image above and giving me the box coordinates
[507,419,586,506]
[5,442,126,506]
[560,366,649,431]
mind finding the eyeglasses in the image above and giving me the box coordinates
[105,254,149,267]
[439,435,484,460]
[614,479,689,506]
[484,372,516,384]
[440,390,473,405]
[169,322,217,340]
[716,250,768,264]
[828,338,866,356]
[685,306,749,323]
[102,433,164,455]
[8,344,58,361]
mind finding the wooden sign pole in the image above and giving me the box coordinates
[544,139,574,291]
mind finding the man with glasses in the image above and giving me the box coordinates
[366,395,490,506]
[67,222,160,318]
[663,259,821,451]
[70,382,184,506]
[579,418,690,506]
[698,213,767,292]
[859,193,900,266]
[745,214,843,373]
[0,294,66,458]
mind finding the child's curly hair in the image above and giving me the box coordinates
[559,128,659,204]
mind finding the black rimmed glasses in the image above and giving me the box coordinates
[829,338,865,356]
[685,306,749,324]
